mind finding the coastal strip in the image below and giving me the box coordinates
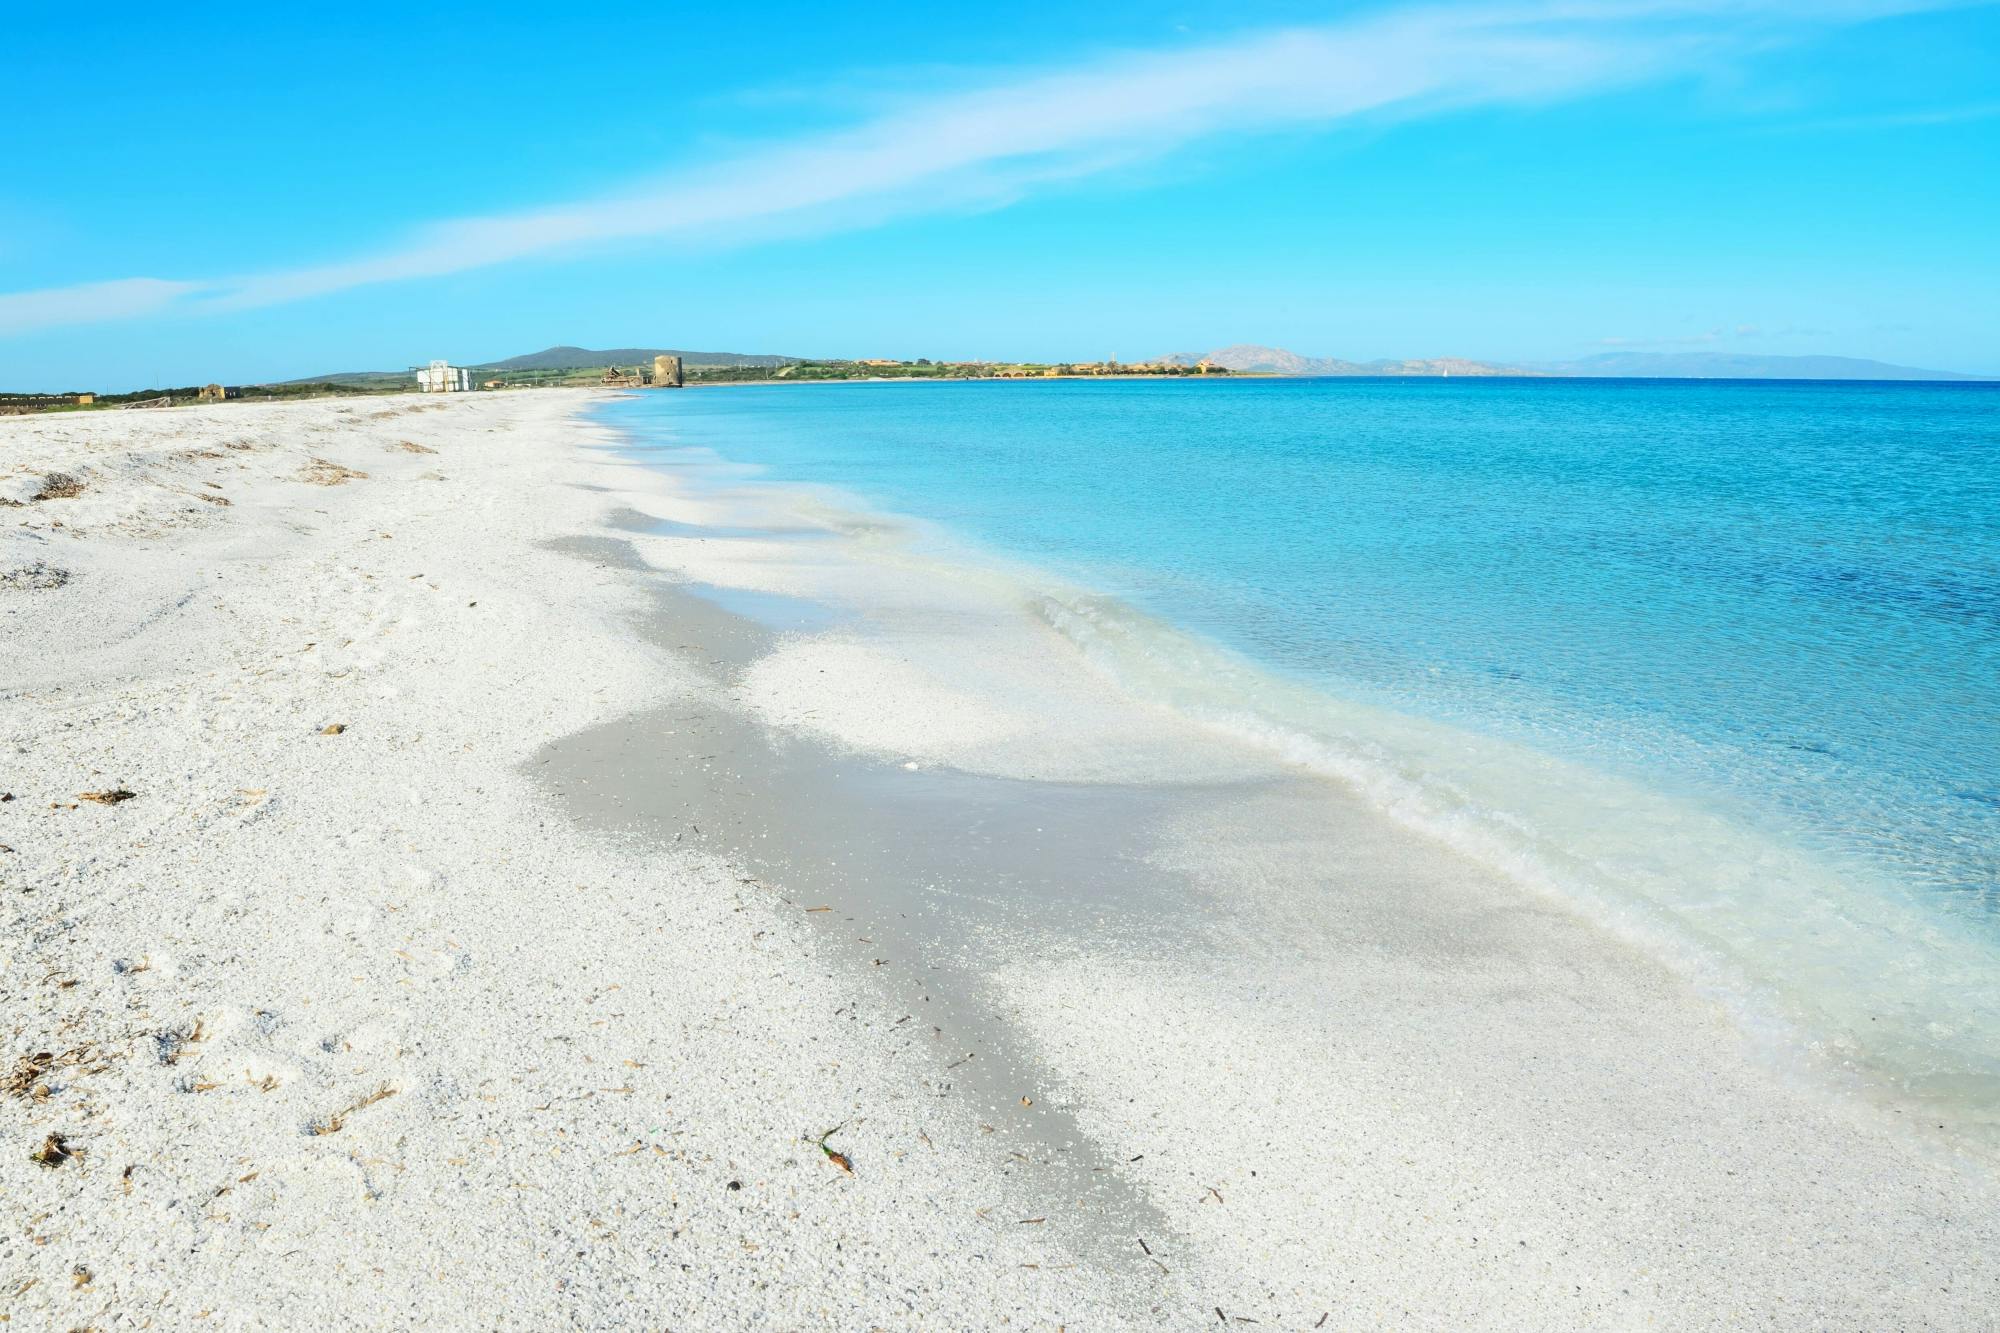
[3,390,1996,1329]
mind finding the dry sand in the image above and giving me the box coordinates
[4,390,1997,1330]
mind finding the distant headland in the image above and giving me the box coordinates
[454,343,1999,385]
[1164,344,1993,381]
[5,343,1990,411]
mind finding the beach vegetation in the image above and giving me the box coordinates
[809,1125,854,1175]
[30,1132,75,1167]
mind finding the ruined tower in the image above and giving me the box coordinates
[652,354,684,388]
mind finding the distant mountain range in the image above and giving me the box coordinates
[477,345,794,371]
[1162,346,1529,376]
[287,342,1991,389]
[1536,351,1990,381]
[1165,344,1991,381]
[279,344,795,387]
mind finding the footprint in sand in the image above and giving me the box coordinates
[233,1154,382,1240]
[399,864,441,891]
[393,943,467,983]
[322,898,386,940]
[327,1018,402,1056]
[233,1055,296,1093]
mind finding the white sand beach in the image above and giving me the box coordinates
[5,390,1997,1330]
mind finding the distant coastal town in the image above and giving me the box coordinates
[0,351,1233,413]
[4,341,1981,414]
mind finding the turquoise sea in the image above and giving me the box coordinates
[604,377,2000,1128]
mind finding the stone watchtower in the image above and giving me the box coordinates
[652,354,685,388]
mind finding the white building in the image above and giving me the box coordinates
[415,360,472,393]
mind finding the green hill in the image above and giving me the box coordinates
[476,345,795,371]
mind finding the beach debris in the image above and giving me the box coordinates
[72,1264,93,1290]
[320,723,347,735]
[155,1019,206,1064]
[390,440,437,454]
[809,1125,854,1175]
[31,472,84,501]
[31,1132,74,1167]
[305,1083,397,1136]
[6,1045,111,1100]
[78,789,136,805]
[300,458,369,486]
[5,1052,56,1099]
[0,563,70,591]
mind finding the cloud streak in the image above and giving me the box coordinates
[0,278,203,336]
[0,0,1943,335]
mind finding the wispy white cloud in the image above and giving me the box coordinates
[0,277,206,336]
[0,0,1952,335]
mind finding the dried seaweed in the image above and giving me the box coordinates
[31,473,84,501]
[0,563,69,591]
[7,1046,114,1099]
[306,1084,396,1136]
[300,458,369,486]
[30,1132,74,1167]
[4,1051,56,1099]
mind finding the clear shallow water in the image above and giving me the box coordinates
[603,377,2000,1129]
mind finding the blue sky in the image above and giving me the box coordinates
[4,0,1997,388]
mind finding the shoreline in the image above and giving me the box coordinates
[572,395,2000,1299]
[564,394,2000,1316]
[595,384,2000,1153]
[6,390,1997,1327]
